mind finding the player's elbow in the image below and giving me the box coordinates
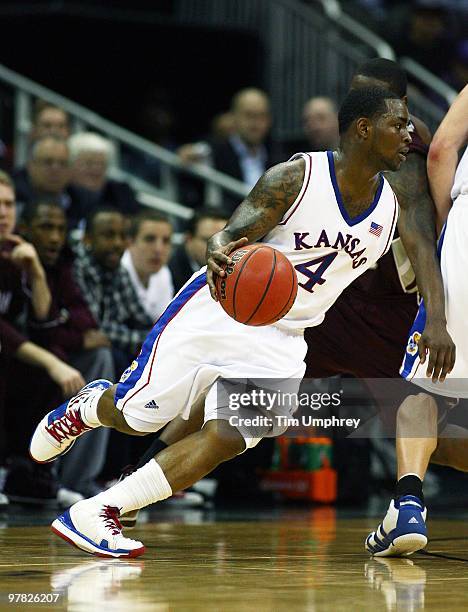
[428,138,446,167]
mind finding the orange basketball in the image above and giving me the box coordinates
[216,244,298,326]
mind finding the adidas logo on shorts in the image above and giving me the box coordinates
[144,400,159,410]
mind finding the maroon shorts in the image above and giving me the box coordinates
[304,291,418,431]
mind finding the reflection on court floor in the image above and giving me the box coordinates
[0,506,467,610]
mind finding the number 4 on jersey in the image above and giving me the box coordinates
[294,252,338,293]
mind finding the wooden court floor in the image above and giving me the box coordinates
[0,507,468,611]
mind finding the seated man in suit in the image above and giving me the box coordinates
[178,88,273,213]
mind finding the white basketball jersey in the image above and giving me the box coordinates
[451,145,468,202]
[263,151,399,330]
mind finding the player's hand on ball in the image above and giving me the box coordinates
[418,321,456,383]
[47,359,86,397]
[206,236,248,300]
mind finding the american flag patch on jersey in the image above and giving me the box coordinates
[369,221,383,237]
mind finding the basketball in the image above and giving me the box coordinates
[215,244,298,326]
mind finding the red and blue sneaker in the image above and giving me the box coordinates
[30,380,112,464]
[51,498,145,558]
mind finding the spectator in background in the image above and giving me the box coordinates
[18,201,114,497]
[69,132,139,216]
[30,101,70,142]
[281,96,339,158]
[178,88,273,213]
[169,208,227,293]
[0,171,85,505]
[12,136,93,230]
[73,207,153,377]
[302,97,340,151]
[122,211,174,322]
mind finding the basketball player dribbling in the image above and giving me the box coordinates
[30,87,448,558]
[366,84,468,557]
[115,58,460,532]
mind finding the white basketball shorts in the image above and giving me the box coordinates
[401,195,468,398]
[114,270,307,448]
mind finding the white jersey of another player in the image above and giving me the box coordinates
[264,151,399,330]
[402,146,468,397]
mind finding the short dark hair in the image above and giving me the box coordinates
[187,208,228,236]
[23,200,64,225]
[127,210,173,240]
[85,206,123,234]
[338,87,401,135]
[353,58,407,98]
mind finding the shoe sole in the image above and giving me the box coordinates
[367,533,428,557]
[51,518,145,559]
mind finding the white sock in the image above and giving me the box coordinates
[93,460,172,514]
[75,387,108,428]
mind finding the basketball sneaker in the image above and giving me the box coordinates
[29,379,112,464]
[51,498,145,558]
[365,495,427,557]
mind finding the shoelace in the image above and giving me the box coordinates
[100,506,123,535]
[45,409,91,444]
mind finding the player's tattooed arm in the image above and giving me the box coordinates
[206,158,305,299]
[388,153,455,382]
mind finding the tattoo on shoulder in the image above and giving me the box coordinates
[227,158,305,242]
[248,158,305,212]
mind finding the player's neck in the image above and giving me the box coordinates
[333,149,381,199]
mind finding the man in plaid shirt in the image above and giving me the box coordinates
[73,208,153,375]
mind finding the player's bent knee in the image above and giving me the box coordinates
[97,386,147,435]
[202,421,246,461]
[398,393,437,424]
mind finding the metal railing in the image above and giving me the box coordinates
[401,57,457,107]
[0,63,249,210]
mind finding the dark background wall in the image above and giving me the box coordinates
[0,8,263,144]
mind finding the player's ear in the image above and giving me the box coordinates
[356,117,371,140]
